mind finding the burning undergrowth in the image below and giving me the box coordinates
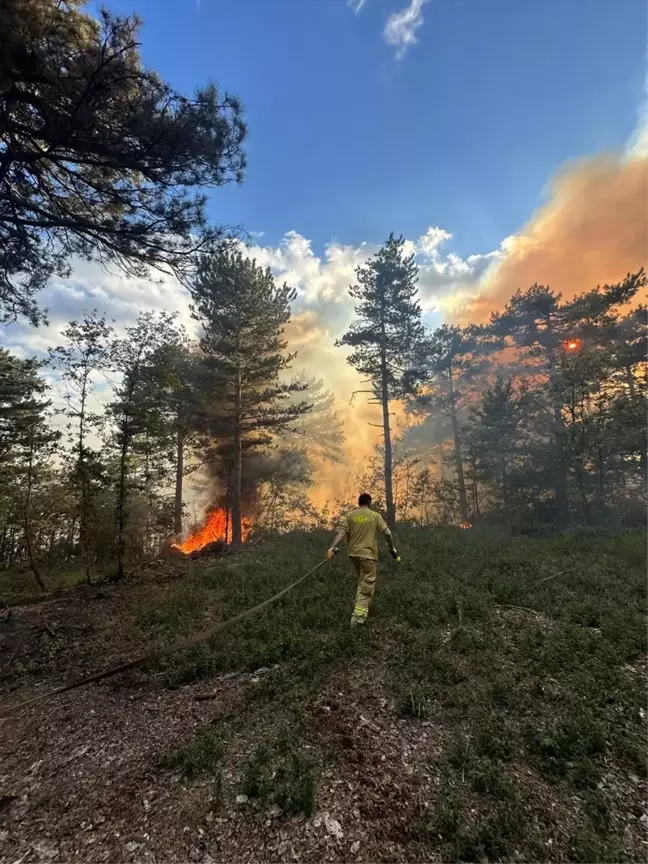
[172,506,253,555]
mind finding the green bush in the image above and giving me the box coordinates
[243,736,319,816]
[158,725,226,779]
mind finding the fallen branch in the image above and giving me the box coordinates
[2,556,332,716]
[499,604,543,616]
[532,570,566,587]
[360,714,383,734]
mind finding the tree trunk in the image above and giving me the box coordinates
[115,426,129,580]
[380,357,395,529]
[0,525,7,568]
[626,367,648,476]
[78,382,91,584]
[437,442,445,480]
[500,454,508,513]
[67,516,77,547]
[174,427,184,540]
[448,371,469,521]
[24,439,45,590]
[231,366,243,545]
[552,401,570,524]
[24,522,45,589]
[470,456,480,518]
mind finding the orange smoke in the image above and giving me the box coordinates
[457,153,648,324]
[172,508,252,553]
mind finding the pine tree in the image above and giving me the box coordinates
[48,311,112,582]
[336,234,424,527]
[490,285,573,522]
[106,311,182,578]
[463,377,527,514]
[0,0,246,324]
[416,324,494,521]
[0,349,58,586]
[190,247,311,544]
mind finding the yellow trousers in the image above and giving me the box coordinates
[350,556,378,624]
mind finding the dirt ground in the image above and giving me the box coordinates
[1,561,647,864]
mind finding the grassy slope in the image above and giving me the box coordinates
[1,526,647,862]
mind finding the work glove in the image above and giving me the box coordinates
[390,548,401,562]
[327,547,339,560]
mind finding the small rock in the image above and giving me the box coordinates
[189,847,202,861]
[33,841,59,859]
[639,813,648,824]
[267,804,282,818]
[324,814,344,839]
[629,774,640,785]
[254,666,270,675]
[125,841,141,853]
[95,814,106,825]
[639,707,646,720]
[351,840,360,854]
[235,794,248,805]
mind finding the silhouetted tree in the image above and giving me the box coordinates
[0,0,246,324]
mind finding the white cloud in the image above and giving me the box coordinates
[2,226,505,364]
[625,80,648,159]
[244,231,369,306]
[412,227,504,315]
[384,0,429,59]
[347,0,367,13]
[417,226,452,256]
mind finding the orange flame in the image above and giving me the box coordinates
[458,522,472,530]
[171,507,252,554]
[563,338,583,353]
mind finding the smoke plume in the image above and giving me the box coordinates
[455,152,648,323]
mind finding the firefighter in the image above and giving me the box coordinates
[327,493,399,625]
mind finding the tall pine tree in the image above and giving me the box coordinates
[190,247,310,545]
[49,312,112,582]
[336,234,424,527]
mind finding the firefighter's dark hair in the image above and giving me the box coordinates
[358,493,372,507]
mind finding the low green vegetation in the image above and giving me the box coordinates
[243,741,319,816]
[4,525,645,860]
[158,724,227,780]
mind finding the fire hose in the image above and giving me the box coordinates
[1,556,333,718]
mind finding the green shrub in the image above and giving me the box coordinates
[243,737,318,816]
[158,725,226,779]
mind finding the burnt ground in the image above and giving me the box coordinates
[1,528,647,862]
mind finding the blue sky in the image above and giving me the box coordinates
[6,0,646,488]
[104,0,647,259]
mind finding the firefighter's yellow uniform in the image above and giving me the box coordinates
[340,506,392,625]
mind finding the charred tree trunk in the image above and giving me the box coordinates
[78,386,91,584]
[24,439,45,590]
[380,350,395,529]
[448,368,469,521]
[115,423,129,580]
[174,427,184,540]
[231,365,243,546]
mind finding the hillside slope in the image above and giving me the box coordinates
[1,527,646,863]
